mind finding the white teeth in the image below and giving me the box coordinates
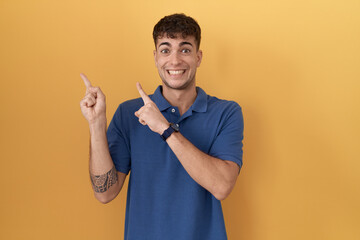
[168,70,185,75]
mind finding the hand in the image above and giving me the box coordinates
[79,73,106,125]
[134,82,169,135]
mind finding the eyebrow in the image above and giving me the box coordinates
[179,41,193,47]
[159,42,171,48]
[158,41,193,48]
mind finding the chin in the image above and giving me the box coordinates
[162,76,196,90]
[163,80,194,90]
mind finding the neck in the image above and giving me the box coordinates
[162,84,197,116]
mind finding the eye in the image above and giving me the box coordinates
[181,49,191,53]
[160,49,170,54]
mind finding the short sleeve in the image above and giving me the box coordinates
[107,104,131,174]
[209,102,244,171]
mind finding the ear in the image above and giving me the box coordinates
[153,49,157,67]
[196,50,203,67]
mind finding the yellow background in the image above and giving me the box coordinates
[1,0,359,239]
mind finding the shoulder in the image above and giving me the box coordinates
[207,95,242,114]
[114,93,155,113]
[205,95,244,135]
[110,97,148,132]
[204,94,243,128]
[111,97,146,126]
[116,97,144,113]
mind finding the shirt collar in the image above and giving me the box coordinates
[151,86,208,113]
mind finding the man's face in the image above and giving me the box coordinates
[154,35,202,91]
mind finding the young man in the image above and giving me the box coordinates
[80,13,244,240]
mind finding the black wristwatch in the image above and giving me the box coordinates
[161,123,179,141]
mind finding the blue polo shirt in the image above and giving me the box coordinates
[107,86,244,240]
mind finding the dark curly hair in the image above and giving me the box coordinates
[153,13,201,50]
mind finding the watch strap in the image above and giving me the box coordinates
[161,123,179,141]
[161,126,175,141]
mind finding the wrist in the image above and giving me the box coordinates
[158,122,170,135]
[160,123,179,141]
[89,117,107,133]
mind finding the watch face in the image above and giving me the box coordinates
[170,123,180,132]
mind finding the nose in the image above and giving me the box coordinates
[169,51,181,66]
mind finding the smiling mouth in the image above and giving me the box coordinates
[167,70,185,76]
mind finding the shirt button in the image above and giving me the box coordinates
[171,108,176,113]
[176,124,179,127]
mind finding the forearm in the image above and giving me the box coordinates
[88,119,122,203]
[89,119,113,174]
[166,132,239,201]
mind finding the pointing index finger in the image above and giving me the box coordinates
[136,82,152,104]
[80,73,92,89]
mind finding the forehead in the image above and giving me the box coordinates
[156,35,196,48]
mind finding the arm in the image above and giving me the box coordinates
[166,132,239,201]
[135,83,240,201]
[80,73,127,204]
[89,122,127,204]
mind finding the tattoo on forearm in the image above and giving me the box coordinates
[90,165,118,193]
